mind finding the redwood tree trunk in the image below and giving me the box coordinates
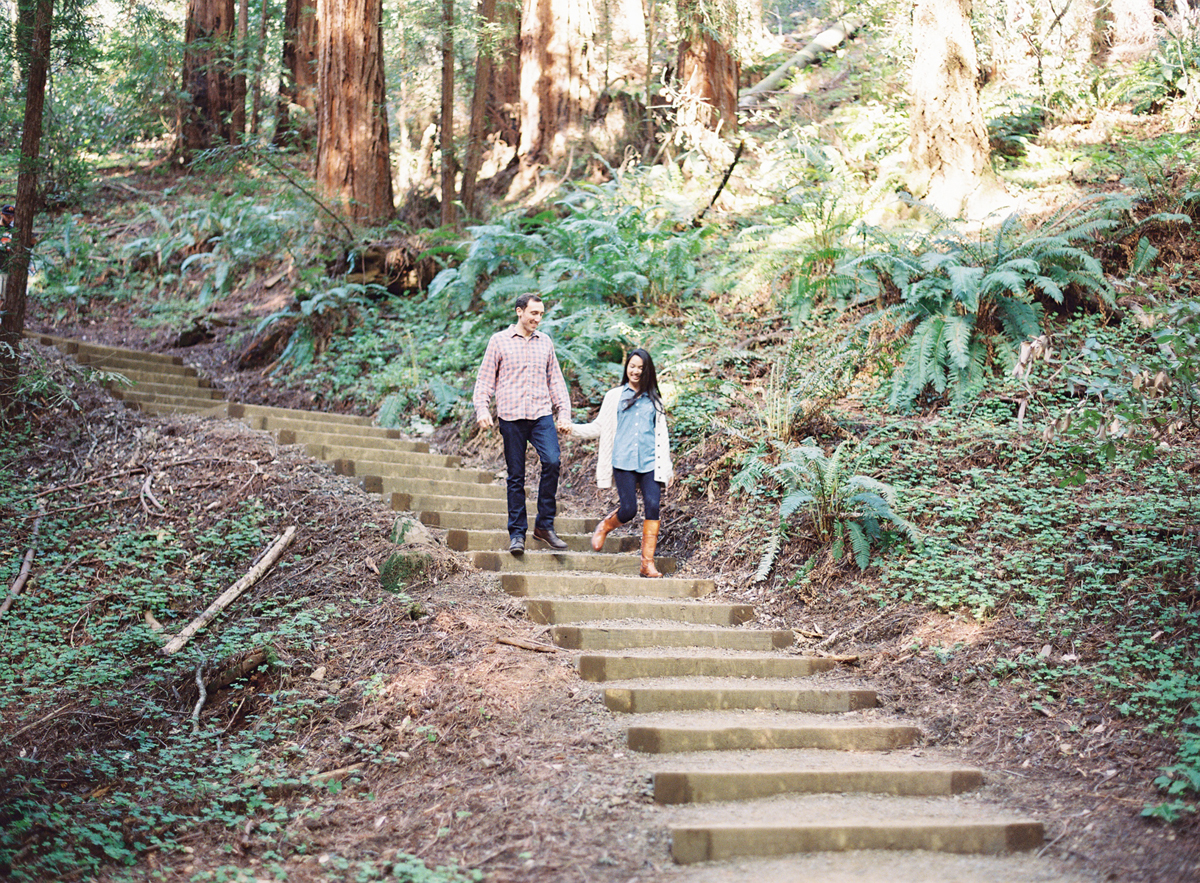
[517,0,597,166]
[440,0,458,228]
[461,0,497,219]
[180,0,237,152]
[0,0,51,409]
[675,0,739,133]
[275,0,318,148]
[908,0,1000,218]
[316,0,395,224]
[232,0,248,138]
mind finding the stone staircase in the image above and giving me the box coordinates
[33,333,1092,881]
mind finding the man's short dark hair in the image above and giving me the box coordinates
[515,293,544,311]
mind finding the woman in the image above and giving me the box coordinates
[569,348,673,577]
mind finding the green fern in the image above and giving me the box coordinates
[849,201,1117,410]
[756,438,920,580]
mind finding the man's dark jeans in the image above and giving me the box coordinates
[498,415,560,538]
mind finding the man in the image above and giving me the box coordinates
[473,293,572,555]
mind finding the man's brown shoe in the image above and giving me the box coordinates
[533,527,568,550]
[508,535,525,555]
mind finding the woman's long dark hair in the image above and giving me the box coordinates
[621,348,664,413]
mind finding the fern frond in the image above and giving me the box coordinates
[847,520,871,569]
[754,531,783,582]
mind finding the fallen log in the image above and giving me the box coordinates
[161,526,297,655]
[0,504,44,618]
[740,18,863,109]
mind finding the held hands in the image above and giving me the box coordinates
[556,419,572,435]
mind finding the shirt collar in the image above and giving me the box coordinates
[508,325,542,340]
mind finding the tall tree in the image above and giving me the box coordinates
[316,0,395,224]
[675,0,739,133]
[0,0,51,409]
[461,0,498,219]
[232,0,248,139]
[516,0,598,167]
[440,0,457,227]
[180,0,237,152]
[907,0,1005,219]
[275,0,318,147]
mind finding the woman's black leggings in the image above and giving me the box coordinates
[613,468,662,522]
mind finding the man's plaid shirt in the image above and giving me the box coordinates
[473,326,570,422]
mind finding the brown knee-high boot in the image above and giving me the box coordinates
[591,510,622,552]
[640,519,663,578]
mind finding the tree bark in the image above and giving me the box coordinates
[275,0,318,148]
[907,0,1004,219]
[440,0,458,228]
[740,18,861,108]
[316,0,396,224]
[180,0,237,153]
[517,0,598,166]
[461,0,497,219]
[676,0,740,133]
[232,0,248,138]
[251,0,268,134]
[0,0,51,411]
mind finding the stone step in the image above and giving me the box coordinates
[665,852,1095,883]
[524,597,753,626]
[394,492,508,515]
[624,711,921,753]
[116,389,230,411]
[501,572,714,598]
[603,681,877,714]
[552,625,793,652]
[32,333,189,366]
[31,333,190,369]
[329,458,492,484]
[373,475,506,500]
[224,401,376,427]
[419,512,597,534]
[95,365,216,389]
[108,379,224,401]
[651,750,985,803]
[468,549,676,574]
[138,400,226,417]
[447,528,640,554]
[71,349,200,377]
[577,652,835,681]
[667,794,1044,863]
[286,436,438,459]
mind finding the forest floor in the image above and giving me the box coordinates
[10,304,1199,882]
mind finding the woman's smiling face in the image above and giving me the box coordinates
[626,354,644,389]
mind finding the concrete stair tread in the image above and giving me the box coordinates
[469,550,676,574]
[627,708,912,727]
[526,596,752,622]
[502,573,712,597]
[645,747,980,774]
[667,793,1044,863]
[552,624,793,651]
[666,790,1041,826]
[659,851,1095,883]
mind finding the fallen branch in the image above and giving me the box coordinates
[496,635,559,653]
[141,471,167,516]
[693,140,745,227]
[191,661,207,733]
[740,18,863,109]
[1,503,44,618]
[206,647,271,693]
[161,526,297,655]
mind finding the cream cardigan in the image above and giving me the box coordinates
[570,385,674,488]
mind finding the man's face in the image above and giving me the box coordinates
[516,299,545,336]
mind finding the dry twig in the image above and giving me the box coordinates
[161,526,297,655]
[1,503,45,617]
